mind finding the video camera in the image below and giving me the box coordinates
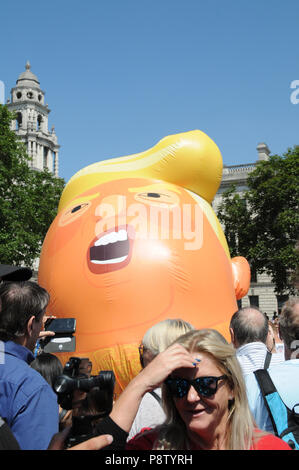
[54,357,115,448]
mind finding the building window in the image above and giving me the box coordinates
[16,112,22,130]
[37,114,42,131]
[43,147,48,169]
[249,295,259,308]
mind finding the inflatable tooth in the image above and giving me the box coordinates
[38,130,250,395]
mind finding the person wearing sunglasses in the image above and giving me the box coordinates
[129,318,194,440]
[109,329,291,450]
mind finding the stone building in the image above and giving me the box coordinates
[213,144,288,318]
[6,61,59,176]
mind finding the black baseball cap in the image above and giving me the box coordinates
[0,264,32,281]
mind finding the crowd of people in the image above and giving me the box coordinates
[0,263,298,451]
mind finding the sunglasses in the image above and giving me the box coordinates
[165,375,227,399]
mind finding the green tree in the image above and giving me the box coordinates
[216,185,254,259]
[217,147,299,295]
[0,104,65,267]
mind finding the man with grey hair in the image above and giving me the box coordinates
[230,306,284,376]
[244,298,299,443]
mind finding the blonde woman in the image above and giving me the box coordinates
[129,318,194,439]
[110,329,291,450]
[139,318,195,367]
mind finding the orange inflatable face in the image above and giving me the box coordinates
[38,177,237,392]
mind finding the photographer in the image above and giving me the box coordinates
[53,357,128,450]
[0,281,59,449]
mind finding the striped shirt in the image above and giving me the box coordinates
[236,342,285,376]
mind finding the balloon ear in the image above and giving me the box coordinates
[231,257,251,300]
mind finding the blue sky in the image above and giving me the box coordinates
[1,0,298,183]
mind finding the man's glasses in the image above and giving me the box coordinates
[164,375,227,399]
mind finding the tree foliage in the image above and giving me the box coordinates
[217,147,299,295]
[0,105,65,267]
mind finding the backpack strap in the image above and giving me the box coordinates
[254,369,288,437]
[263,351,272,369]
[149,390,162,406]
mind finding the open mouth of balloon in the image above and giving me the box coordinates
[88,225,134,274]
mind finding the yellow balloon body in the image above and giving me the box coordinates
[38,130,250,396]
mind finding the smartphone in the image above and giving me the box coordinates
[43,336,76,353]
[44,318,76,334]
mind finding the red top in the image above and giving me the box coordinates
[126,428,292,450]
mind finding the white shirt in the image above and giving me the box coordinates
[128,387,165,440]
[236,342,285,376]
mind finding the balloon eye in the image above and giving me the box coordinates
[70,203,89,214]
[134,192,176,205]
[71,205,83,213]
[59,202,91,227]
[146,193,161,198]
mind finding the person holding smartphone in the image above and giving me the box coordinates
[0,281,59,450]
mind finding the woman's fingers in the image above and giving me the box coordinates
[139,343,196,389]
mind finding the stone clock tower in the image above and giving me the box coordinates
[7,61,60,176]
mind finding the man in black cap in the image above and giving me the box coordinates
[0,264,32,282]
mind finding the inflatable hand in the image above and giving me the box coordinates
[38,130,250,395]
[231,257,251,300]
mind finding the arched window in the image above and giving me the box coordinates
[16,112,22,130]
[37,114,42,131]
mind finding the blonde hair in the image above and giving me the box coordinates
[155,329,258,450]
[58,130,223,212]
[142,318,194,356]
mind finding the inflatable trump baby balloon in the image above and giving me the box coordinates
[38,130,250,395]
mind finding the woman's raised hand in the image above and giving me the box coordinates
[137,343,196,392]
